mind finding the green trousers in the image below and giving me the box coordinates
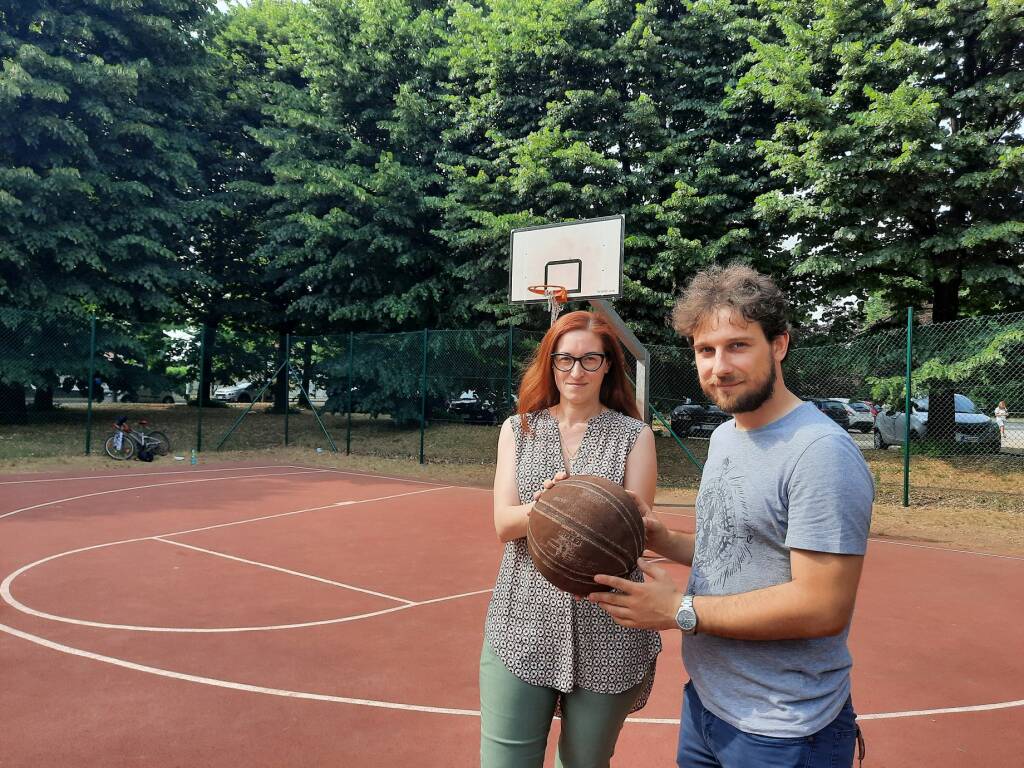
[479,642,647,768]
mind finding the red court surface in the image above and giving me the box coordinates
[1,462,1022,767]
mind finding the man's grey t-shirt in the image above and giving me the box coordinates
[683,401,873,737]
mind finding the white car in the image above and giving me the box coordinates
[842,401,874,432]
[873,394,1001,452]
[213,381,260,403]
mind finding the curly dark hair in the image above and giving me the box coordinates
[672,264,790,344]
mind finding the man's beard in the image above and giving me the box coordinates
[702,359,777,414]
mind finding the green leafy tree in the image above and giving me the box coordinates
[251,0,450,334]
[196,0,317,410]
[0,0,215,420]
[439,0,783,339]
[742,0,1024,321]
[740,0,1024,439]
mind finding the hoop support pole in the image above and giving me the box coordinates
[589,299,649,422]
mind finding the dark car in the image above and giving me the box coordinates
[446,390,499,424]
[669,398,730,437]
[807,398,851,429]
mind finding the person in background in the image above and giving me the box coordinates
[994,400,1009,440]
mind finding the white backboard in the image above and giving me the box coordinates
[508,215,624,303]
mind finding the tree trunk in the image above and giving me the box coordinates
[0,384,28,424]
[32,385,55,411]
[300,339,313,408]
[270,331,290,413]
[931,272,961,324]
[927,271,962,444]
[199,324,218,407]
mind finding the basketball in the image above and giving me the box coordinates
[527,475,645,596]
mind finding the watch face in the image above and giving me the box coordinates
[676,596,697,632]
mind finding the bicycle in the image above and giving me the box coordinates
[104,416,171,460]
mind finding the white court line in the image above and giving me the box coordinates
[1,485,455,632]
[0,622,480,716]
[154,538,414,605]
[282,465,448,487]
[0,469,330,521]
[0,465,307,486]
[4,469,1019,723]
[283,464,489,492]
[1,620,1020,722]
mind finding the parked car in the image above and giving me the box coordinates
[841,400,874,432]
[446,390,499,424]
[807,398,851,430]
[118,387,186,405]
[872,394,1000,452]
[669,398,730,437]
[213,381,260,403]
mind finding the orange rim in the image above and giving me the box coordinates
[527,284,569,303]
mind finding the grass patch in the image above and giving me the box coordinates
[2,404,1022,555]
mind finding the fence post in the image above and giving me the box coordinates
[507,326,514,416]
[419,328,429,464]
[903,307,914,507]
[283,333,291,447]
[84,316,97,455]
[196,326,205,453]
[346,332,354,455]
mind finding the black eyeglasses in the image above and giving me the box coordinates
[550,352,607,372]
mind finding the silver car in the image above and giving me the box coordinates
[873,394,1001,452]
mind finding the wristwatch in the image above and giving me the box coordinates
[675,594,698,635]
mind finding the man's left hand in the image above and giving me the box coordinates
[589,560,682,630]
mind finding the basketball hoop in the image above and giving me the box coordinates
[528,284,569,326]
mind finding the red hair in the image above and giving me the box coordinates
[518,311,640,432]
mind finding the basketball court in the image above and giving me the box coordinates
[2,461,1022,767]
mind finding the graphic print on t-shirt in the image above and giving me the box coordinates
[692,457,754,592]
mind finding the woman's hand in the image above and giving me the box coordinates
[531,471,569,502]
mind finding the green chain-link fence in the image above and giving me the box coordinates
[2,307,1022,502]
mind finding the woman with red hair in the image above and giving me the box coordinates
[480,310,661,768]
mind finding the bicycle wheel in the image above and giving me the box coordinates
[104,432,135,460]
[149,431,171,456]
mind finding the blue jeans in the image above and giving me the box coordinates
[677,682,862,768]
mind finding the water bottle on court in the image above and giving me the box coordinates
[190,448,198,465]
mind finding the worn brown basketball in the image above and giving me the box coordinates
[527,475,645,596]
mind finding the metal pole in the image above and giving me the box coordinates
[215,360,285,451]
[651,403,703,472]
[507,326,514,416]
[590,299,649,422]
[283,333,291,447]
[196,326,205,452]
[84,316,97,455]
[346,332,354,455]
[295,377,338,452]
[903,307,914,507]
[419,328,429,465]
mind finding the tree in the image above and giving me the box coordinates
[439,0,784,340]
[742,0,1024,322]
[250,0,451,334]
[741,0,1024,440]
[196,0,317,410]
[0,0,215,420]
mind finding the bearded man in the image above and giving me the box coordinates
[590,264,873,768]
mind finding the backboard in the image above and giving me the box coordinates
[508,215,624,304]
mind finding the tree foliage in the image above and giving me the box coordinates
[742,0,1024,323]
